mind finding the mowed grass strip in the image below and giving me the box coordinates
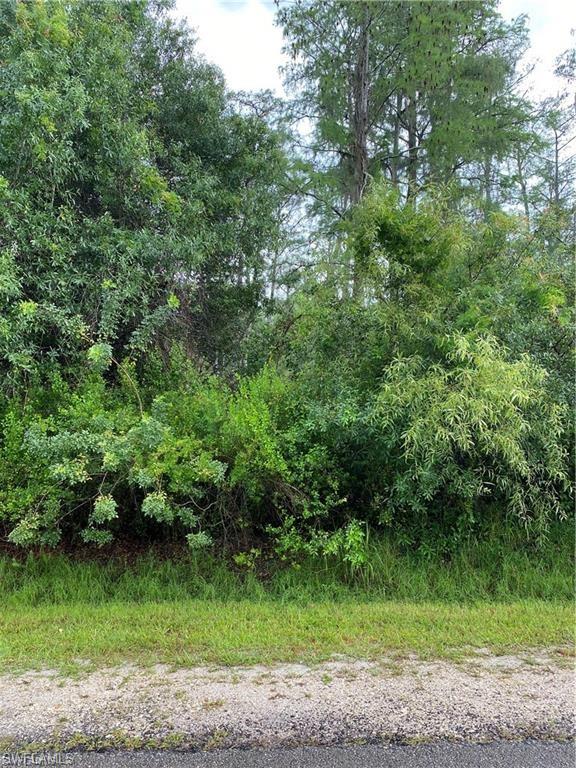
[0,600,572,673]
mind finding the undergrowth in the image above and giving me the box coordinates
[1,526,572,607]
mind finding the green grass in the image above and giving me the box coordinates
[0,529,572,673]
[0,600,573,673]
[0,525,573,605]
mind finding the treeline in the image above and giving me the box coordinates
[0,0,573,560]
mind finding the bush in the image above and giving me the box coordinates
[0,333,569,554]
[0,364,320,548]
[371,334,569,540]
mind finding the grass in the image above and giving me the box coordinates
[0,528,573,673]
[0,600,573,673]
[0,525,573,605]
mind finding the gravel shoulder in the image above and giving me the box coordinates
[1,650,573,751]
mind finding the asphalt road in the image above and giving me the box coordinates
[7,741,573,768]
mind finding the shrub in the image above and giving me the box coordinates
[0,365,309,548]
[371,334,570,539]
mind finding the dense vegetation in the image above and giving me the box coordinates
[0,0,573,573]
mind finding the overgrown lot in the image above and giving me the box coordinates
[0,1,573,675]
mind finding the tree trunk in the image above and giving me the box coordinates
[515,149,530,224]
[483,153,492,219]
[351,2,370,205]
[269,249,278,301]
[553,128,560,207]
[391,92,402,187]
[406,91,418,200]
[351,2,371,298]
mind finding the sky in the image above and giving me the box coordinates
[174,0,575,99]
[174,0,285,93]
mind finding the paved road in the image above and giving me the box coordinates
[7,741,573,767]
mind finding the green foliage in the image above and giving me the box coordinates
[87,343,113,373]
[0,365,290,547]
[0,522,573,604]
[0,0,285,385]
[0,338,569,551]
[373,335,568,538]
[3,181,572,555]
[0,3,572,565]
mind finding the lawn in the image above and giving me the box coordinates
[0,534,572,674]
[0,600,572,673]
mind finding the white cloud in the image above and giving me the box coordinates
[496,0,575,97]
[175,0,286,94]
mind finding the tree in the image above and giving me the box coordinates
[0,0,286,386]
[279,1,531,204]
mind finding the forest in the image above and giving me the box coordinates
[0,0,573,580]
